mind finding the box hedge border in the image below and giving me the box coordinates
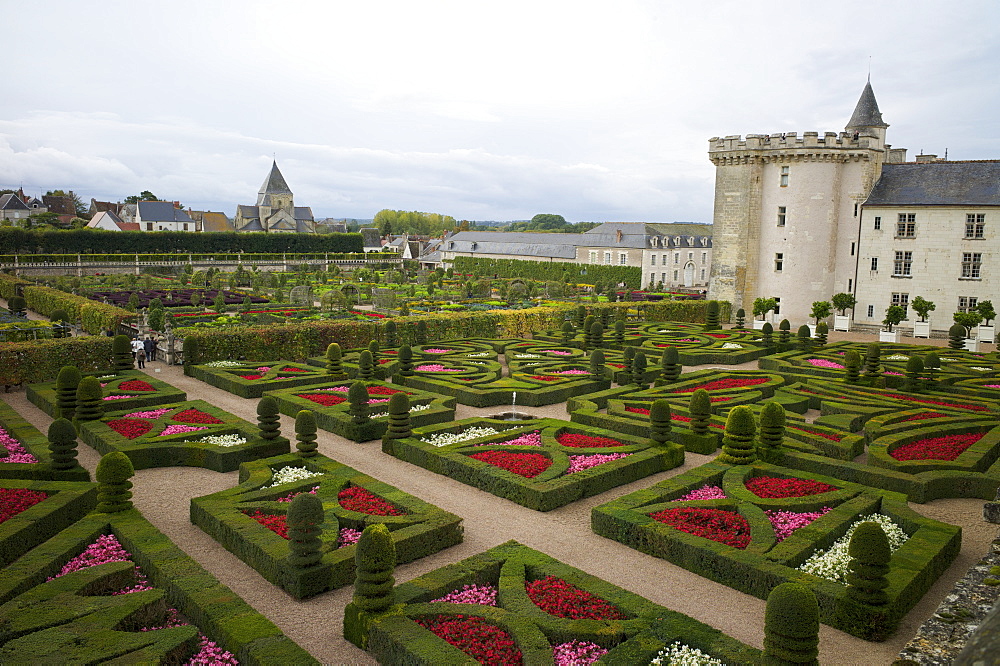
[27,369,187,418]
[0,399,89,481]
[0,478,96,564]
[186,361,334,398]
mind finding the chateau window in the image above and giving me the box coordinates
[773,297,781,315]
[650,273,656,285]
[966,213,986,239]
[867,304,874,318]
[777,206,786,227]
[847,279,853,292]
[896,213,916,237]
[700,269,706,280]
[673,270,678,281]
[687,252,693,260]
[774,253,784,272]
[874,216,881,230]
[674,252,679,264]
[650,254,656,266]
[893,251,912,276]
[958,296,979,313]
[588,250,597,264]
[870,257,878,271]
[780,166,789,187]
[701,252,707,265]
[650,236,658,247]
[618,252,627,265]
[850,242,855,256]
[661,272,667,284]
[961,252,982,278]
[891,292,909,317]
[662,253,668,265]
[604,251,611,264]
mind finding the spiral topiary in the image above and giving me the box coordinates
[582,315,595,352]
[397,345,414,378]
[588,349,605,377]
[352,523,396,614]
[863,343,882,385]
[183,336,200,366]
[561,321,574,346]
[796,325,812,352]
[367,340,380,364]
[659,346,681,382]
[649,399,672,446]
[689,389,712,435]
[704,300,721,330]
[326,343,344,375]
[73,376,104,424]
[95,451,135,513]
[764,582,820,665]
[295,410,318,457]
[948,323,967,350]
[385,392,412,440]
[904,356,925,393]
[717,405,757,465]
[590,322,604,349]
[778,319,791,346]
[348,381,370,425]
[358,350,375,380]
[257,396,281,440]
[613,319,625,347]
[761,322,774,347]
[631,351,647,389]
[285,492,325,569]
[575,305,586,328]
[112,334,134,372]
[414,320,427,345]
[758,401,785,460]
[844,350,862,383]
[48,418,79,471]
[814,322,828,347]
[623,346,636,379]
[923,352,940,390]
[55,365,82,421]
[846,521,891,606]
[734,308,746,329]
[384,320,398,348]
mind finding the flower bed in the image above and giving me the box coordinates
[26,370,187,417]
[0,479,96,564]
[592,460,962,640]
[890,433,984,461]
[383,417,682,511]
[76,400,289,472]
[344,541,761,664]
[186,361,333,398]
[190,453,462,599]
[264,380,456,442]
[0,400,89,481]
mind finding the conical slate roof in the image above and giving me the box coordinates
[846,81,887,129]
[259,161,292,196]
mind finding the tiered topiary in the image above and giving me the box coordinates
[47,417,79,471]
[396,345,414,378]
[764,582,820,665]
[948,323,967,350]
[844,350,862,383]
[183,336,200,366]
[384,392,412,440]
[717,405,757,465]
[631,351,647,389]
[846,522,891,606]
[286,492,324,569]
[352,523,396,613]
[112,334,134,372]
[368,340,380,364]
[295,409,318,457]
[55,365,82,421]
[561,321,574,346]
[575,304,587,328]
[814,322,828,347]
[415,320,427,345]
[348,381,370,425]
[758,401,785,461]
[863,343,882,386]
[734,308,746,329]
[582,315,595,352]
[761,322,774,347]
[796,325,812,352]
[904,356,925,393]
[649,399,672,446]
[95,450,135,513]
[7,295,26,317]
[73,376,104,425]
[257,396,282,440]
[704,300,721,330]
[623,346,636,379]
[326,343,345,375]
[50,308,71,338]
[613,319,625,346]
[384,320,398,347]
[778,319,791,347]
[659,347,681,382]
[923,352,940,390]
[590,322,604,349]
[358,350,375,380]
[689,389,712,435]
[589,349,605,377]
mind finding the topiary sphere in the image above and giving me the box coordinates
[57,365,82,389]
[348,381,369,405]
[725,405,756,435]
[764,582,819,664]
[388,391,409,414]
[849,521,891,563]
[689,388,711,415]
[76,375,103,402]
[112,334,132,355]
[760,401,786,428]
[95,450,134,485]
[257,395,279,418]
[326,343,342,361]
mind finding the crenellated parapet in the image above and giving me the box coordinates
[708,131,885,166]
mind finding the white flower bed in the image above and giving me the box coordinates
[886,354,910,361]
[265,466,324,488]
[421,426,503,448]
[721,342,742,349]
[514,353,540,358]
[186,434,247,447]
[650,641,724,665]
[971,367,993,371]
[204,360,245,368]
[466,352,489,357]
[369,403,433,419]
[97,374,118,381]
[797,513,909,583]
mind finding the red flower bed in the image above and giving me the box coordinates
[787,426,842,442]
[556,433,625,448]
[705,333,730,338]
[240,375,263,381]
[338,486,405,516]
[469,450,552,478]
[891,432,984,461]
[0,487,48,523]
[298,393,346,406]
[246,510,288,538]
[530,375,561,381]
[171,409,223,424]
[280,367,310,373]
[883,393,990,412]
[608,363,626,369]
[650,507,751,549]
[415,615,522,666]
[107,418,154,439]
[366,386,406,396]
[904,412,946,421]
[525,576,627,620]
[625,407,725,429]
[672,377,770,393]
[744,476,837,498]
[117,379,156,392]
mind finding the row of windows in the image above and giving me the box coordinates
[649,252,706,266]
[588,251,629,265]
[648,269,708,284]
[863,252,984,279]
[865,294,983,318]
[870,213,987,238]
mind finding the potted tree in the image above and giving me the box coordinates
[752,297,777,330]
[831,293,856,331]
[910,296,935,338]
[976,300,996,343]
[880,305,905,343]
[954,310,984,351]
[809,300,832,337]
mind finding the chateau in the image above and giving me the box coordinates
[707,82,998,332]
[234,161,316,233]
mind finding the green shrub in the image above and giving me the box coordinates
[904,356,925,393]
[844,350,861,383]
[414,320,427,345]
[295,410,318,457]
[55,365,82,421]
[257,396,281,440]
[183,336,200,366]
[734,308,746,328]
[95,451,135,513]
[590,321,604,349]
[384,320,398,347]
[717,406,757,465]
[764,583,819,665]
[397,345,414,377]
[47,418,79,471]
[112,334,134,372]
[352,524,396,614]
[846,522,891,606]
[326,343,344,375]
[864,343,881,384]
[689,389,712,435]
[814,322,828,347]
[649,399,671,446]
[778,319,791,346]
[796,325,812,352]
[561,321,574,345]
[7,295,26,317]
[286,493,324,569]
[923,352,940,390]
[761,322,774,346]
[631,351,647,389]
[758,401,786,454]
[705,300,721,330]
[73,376,104,424]
[660,346,681,382]
[948,323,967,350]
[384,393,411,440]
[348,381,370,425]
[589,349,605,377]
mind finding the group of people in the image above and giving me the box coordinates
[130,336,158,369]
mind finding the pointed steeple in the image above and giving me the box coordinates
[846,81,887,130]
[259,160,292,197]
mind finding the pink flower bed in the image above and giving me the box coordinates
[415,364,461,372]
[0,426,38,463]
[567,453,630,473]
[805,358,844,369]
[433,583,498,605]
[674,485,727,501]
[423,348,453,353]
[555,369,590,375]
[475,431,542,447]
[765,507,832,541]
[541,350,573,355]
[103,394,135,400]
[127,408,173,419]
[160,424,209,436]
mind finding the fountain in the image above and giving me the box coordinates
[491,390,535,421]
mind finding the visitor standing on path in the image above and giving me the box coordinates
[137,349,146,369]
[144,336,156,362]
[131,337,143,359]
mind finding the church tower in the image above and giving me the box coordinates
[257,160,294,214]
[707,82,893,323]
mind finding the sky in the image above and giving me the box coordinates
[3,0,999,224]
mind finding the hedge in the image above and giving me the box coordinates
[0,400,89,481]
[452,256,643,288]
[0,478,96,563]
[186,361,334,399]
[27,369,187,418]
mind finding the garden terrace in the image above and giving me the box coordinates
[345,540,762,664]
[76,400,290,472]
[28,370,187,417]
[190,452,463,599]
[382,417,683,511]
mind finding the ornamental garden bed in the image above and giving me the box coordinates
[344,540,762,664]
[0,506,313,663]
[264,381,456,442]
[0,479,96,564]
[592,460,961,640]
[382,417,683,511]
[76,401,289,472]
[186,361,332,398]
[190,453,463,599]
[88,288,268,309]
[0,400,89,481]
[27,370,187,418]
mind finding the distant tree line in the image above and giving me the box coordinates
[373,210,463,237]
[505,214,599,233]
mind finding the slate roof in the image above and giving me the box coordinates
[863,161,1000,207]
[846,81,887,129]
[293,206,313,221]
[259,161,292,197]
[582,222,712,248]
[42,195,76,215]
[137,201,195,223]
[0,194,29,211]
[443,231,580,259]
[87,211,130,230]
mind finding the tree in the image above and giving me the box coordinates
[286,493,324,569]
[832,292,857,316]
[124,191,160,204]
[48,418,79,471]
[910,296,935,322]
[649,400,672,446]
[953,310,983,338]
[294,410,318,457]
[882,305,905,332]
[976,300,996,326]
[717,406,757,465]
[753,297,777,321]
[257,396,282,441]
[810,301,832,325]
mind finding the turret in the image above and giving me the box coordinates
[846,81,888,147]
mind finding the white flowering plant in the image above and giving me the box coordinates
[649,641,724,665]
[797,513,909,583]
[420,426,506,448]
[265,466,324,488]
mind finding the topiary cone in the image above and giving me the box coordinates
[561,321,574,346]
[95,451,135,513]
[846,522,891,606]
[257,396,282,440]
[348,381,370,425]
[55,365,82,421]
[761,321,774,346]
[659,346,681,382]
[758,401,786,460]
[717,405,757,465]
[287,493,325,569]
[588,349,605,378]
[948,324,966,350]
[326,343,344,376]
[704,300,721,330]
[368,340,380,363]
[358,350,375,380]
[397,345,414,377]
[844,350,862,383]
[112,334,134,372]
[73,376,104,425]
[48,417,79,471]
[631,351,647,388]
[352,523,396,614]
[689,389,712,435]
[384,320,398,348]
[295,410,318,457]
[590,322,604,349]
[904,356,925,392]
[385,392,412,440]
[796,325,812,352]
[649,399,672,445]
[764,582,819,665]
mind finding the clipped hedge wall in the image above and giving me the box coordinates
[452,256,642,288]
[0,337,115,386]
[186,361,333,399]
[0,478,96,563]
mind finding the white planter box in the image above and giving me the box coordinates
[833,315,851,332]
[879,330,901,343]
[965,338,981,352]
[978,325,996,343]
[912,321,931,338]
[806,324,816,337]
[752,320,767,330]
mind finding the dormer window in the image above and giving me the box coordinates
[470,242,477,250]
[688,236,695,245]
[448,241,454,250]
[700,237,708,246]
[674,236,681,245]
[650,236,658,247]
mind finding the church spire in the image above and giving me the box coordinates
[259,160,292,197]
[846,81,887,130]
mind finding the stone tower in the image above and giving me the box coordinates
[257,161,294,218]
[707,82,898,323]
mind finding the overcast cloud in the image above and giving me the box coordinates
[2,0,998,223]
